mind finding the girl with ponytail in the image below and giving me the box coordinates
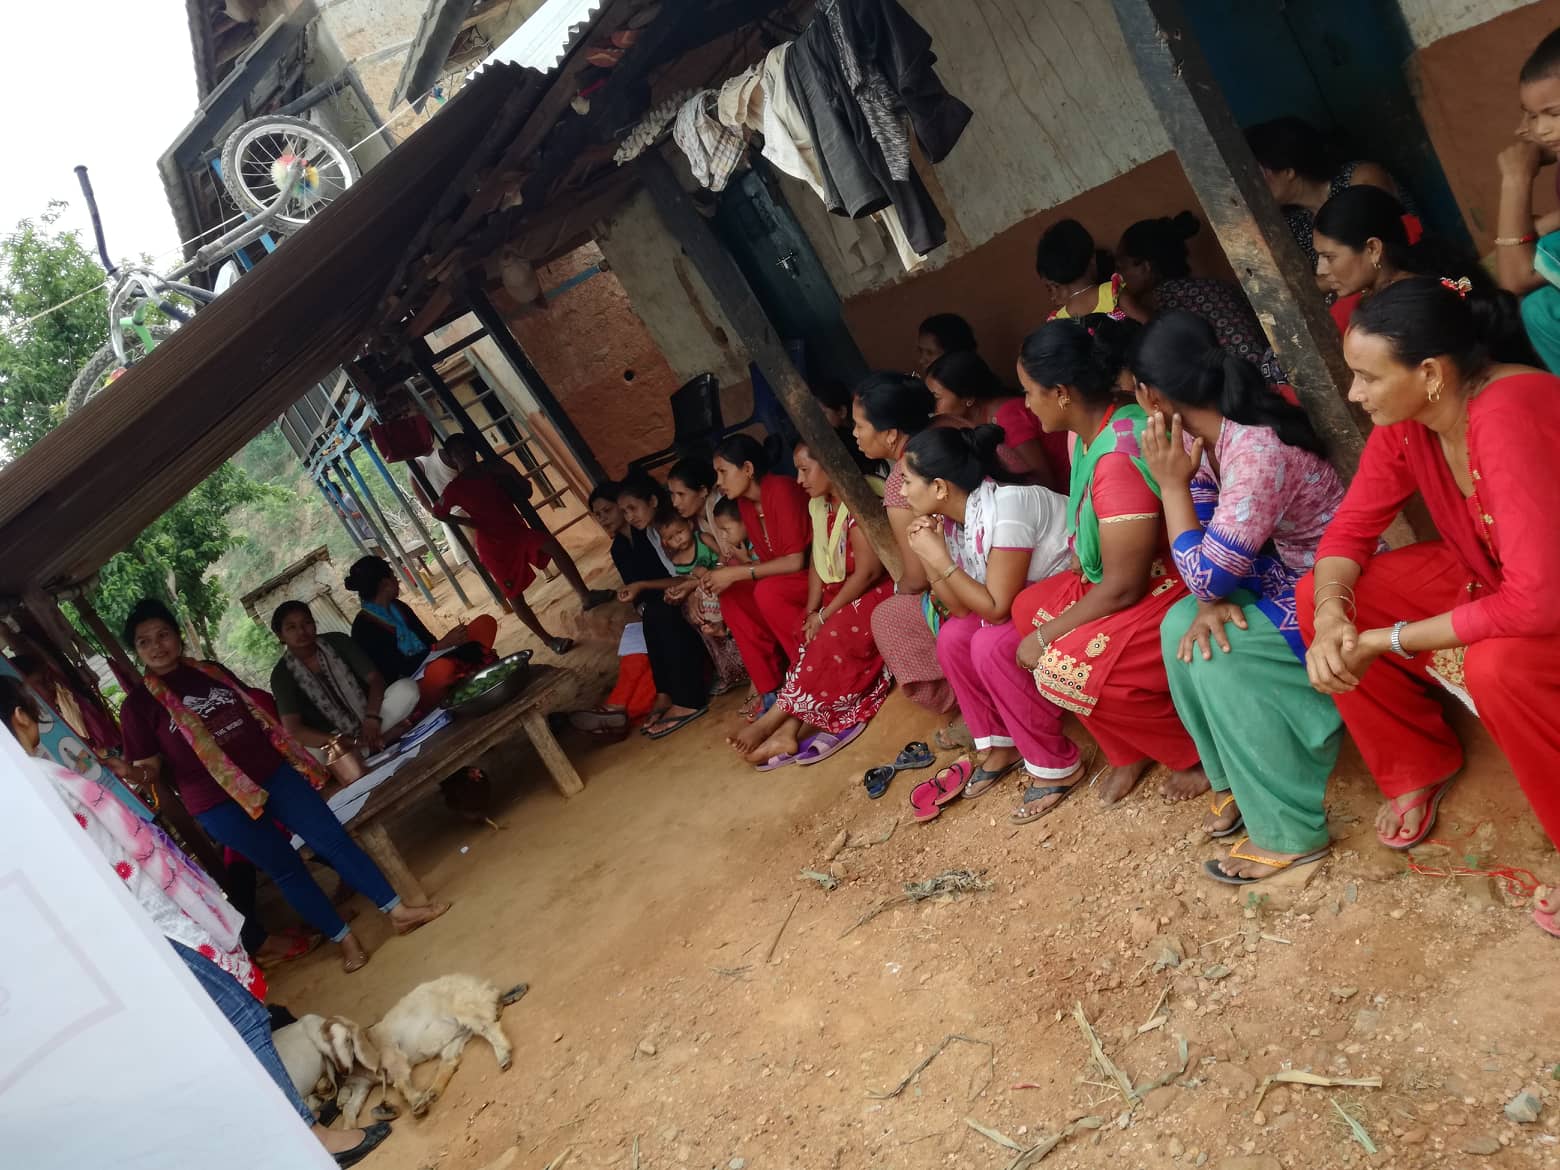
[1300,277,1560,939]
[999,317,1203,818]
[1132,311,1347,882]
[897,423,1071,819]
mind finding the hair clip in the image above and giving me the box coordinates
[1439,276,1472,298]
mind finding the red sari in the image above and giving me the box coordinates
[434,471,552,596]
[1298,371,1560,846]
[776,512,893,733]
[719,475,812,694]
[1011,446,1198,770]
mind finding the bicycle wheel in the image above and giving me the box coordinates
[219,114,360,232]
[65,325,178,415]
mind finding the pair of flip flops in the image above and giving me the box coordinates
[910,756,1020,822]
[862,741,935,799]
[759,724,865,771]
[1203,837,1329,885]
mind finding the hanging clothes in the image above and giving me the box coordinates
[780,0,971,256]
[673,90,747,193]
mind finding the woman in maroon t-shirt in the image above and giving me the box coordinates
[118,599,447,973]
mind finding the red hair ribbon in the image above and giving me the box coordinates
[1401,213,1424,245]
[1440,276,1473,298]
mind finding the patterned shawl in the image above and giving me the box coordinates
[39,759,262,996]
[142,659,329,819]
[941,478,999,584]
[282,639,369,736]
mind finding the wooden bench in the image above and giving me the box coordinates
[344,664,582,904]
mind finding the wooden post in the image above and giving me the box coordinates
[1108,0,1365,479]
[70,591,137,682]
[640,154,903,581]
[463,281,609,485]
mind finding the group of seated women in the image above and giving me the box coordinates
[606,241,1557,938]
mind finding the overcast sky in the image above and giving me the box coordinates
[1,5,194,261]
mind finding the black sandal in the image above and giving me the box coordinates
[963,759,1020,799]
[334,1121,393,1167]
[862,741,936,799]
[1010,782,1077,825]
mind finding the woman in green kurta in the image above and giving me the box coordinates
[1133,312,1347,883]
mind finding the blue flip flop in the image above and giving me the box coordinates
[863,741,935,798]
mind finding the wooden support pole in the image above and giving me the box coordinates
[70,591,136,683]
[463,282,609,485]
[639,154,903,581]
[1108,0,1365,479]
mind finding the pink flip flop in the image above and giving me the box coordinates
[1377,779,1453,850]
[796,724,864,767]
[911,758,972,822]
[1534,887,1560,939]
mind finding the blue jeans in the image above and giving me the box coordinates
[172,940,314,1125]
[196,763,400,942]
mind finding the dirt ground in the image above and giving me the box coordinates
[268,529,1560,1170]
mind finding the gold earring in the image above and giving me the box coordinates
[1057,394,1071,408]
[1428,382,1442,404]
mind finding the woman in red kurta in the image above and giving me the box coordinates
[432,433,612,654]
[1299,278,1560,938]
[704,434,812,711]
[731,440,893,766]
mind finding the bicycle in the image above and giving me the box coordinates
[67,114,361,414]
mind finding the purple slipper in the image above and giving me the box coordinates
[796,724,865,767]
[757,735,819,772]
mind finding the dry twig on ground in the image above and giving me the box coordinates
[764,892,802,964]
[867,1033,995,1100]
[841,869,992,937]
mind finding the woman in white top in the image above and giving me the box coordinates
[899,425,1072,819]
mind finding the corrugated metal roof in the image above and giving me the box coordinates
[478,0,604,73]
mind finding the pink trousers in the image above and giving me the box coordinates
[935,614,1081,779]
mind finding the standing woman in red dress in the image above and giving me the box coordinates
[432,433,612,654]
[1299,277,1560,938]
[703,433,812,719]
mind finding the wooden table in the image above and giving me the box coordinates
[345,664,581,904]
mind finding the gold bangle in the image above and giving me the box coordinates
[1494,233,1538,247]
[937,562,958,582]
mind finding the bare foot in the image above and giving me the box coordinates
[746,728,801,765]
[1160,766,1210,802]
[1097,760,1151,805]
[729,725,766,755]
[1203,795,1242,836]
[389,901,450,935]
[340,932,369,974]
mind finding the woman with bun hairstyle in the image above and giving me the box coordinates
[1299,279,1560,934]
[1116,212,1271,371]
[703,433,813,718]
[1309,187,1541,364]
[1038,219,1129,322]
[925,349,1062,488]
[854,372,963,720]
[1134,312,1346,882]
[1011,317,1203,811]
[900,424,1072,818]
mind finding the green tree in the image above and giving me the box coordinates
[0,206,264,656]
[0,204,110,453]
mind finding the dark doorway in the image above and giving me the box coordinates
[713,162,870,389]
[1185,0,1466,241]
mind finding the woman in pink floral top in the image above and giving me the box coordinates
[1133,312,1347,885]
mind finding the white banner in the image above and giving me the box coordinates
[0,732,333,1169]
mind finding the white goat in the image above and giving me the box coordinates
[283,975,529,1123]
